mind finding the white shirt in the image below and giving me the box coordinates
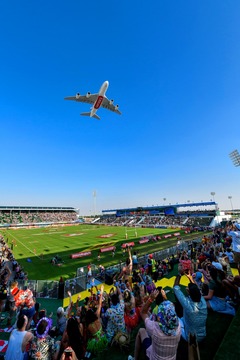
[227,230,240,253]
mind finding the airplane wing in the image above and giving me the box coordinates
[64,94,98,105]
[101,97,122,115]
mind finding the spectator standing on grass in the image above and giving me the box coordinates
[5,314,33,360]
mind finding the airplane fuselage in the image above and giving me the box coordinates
[90,81,109,117]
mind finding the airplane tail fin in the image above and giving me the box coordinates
[80,112,100,120]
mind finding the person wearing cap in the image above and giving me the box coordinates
[128,289,181,360]
[173,269,207,342]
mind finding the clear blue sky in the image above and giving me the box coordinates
[0,1,240,215]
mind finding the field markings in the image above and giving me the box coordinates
[48,231,65,234]
[9,233,42,259]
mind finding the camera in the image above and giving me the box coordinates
[64,348,72,359]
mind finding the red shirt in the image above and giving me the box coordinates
[12,288,34,308]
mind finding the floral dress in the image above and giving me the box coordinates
[29,335,55,360]
[105,300,126,341]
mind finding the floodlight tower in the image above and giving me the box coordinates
[210,192,219,225]
[229,149,240,167]
[228,196,233,211]
[93,190,97,218]
[210,192,216,203]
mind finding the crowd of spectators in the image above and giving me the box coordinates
[0,211,78,226]
[95,214,214,229]
[0,221,240,359]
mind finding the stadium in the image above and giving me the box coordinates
[1,201,240,359]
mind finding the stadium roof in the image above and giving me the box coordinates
[0,206,76,211]
[102,201,216,213]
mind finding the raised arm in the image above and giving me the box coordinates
[96,284,104,318]
[128,247,133,273]
[141,289,159,322]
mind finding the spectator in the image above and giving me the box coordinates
[132,252,138,268]
[173,272,207,342]
[58,316,85,360]
[105,285,126,342]
[226,222,240,268]
[118,247,133,284]
[225,248,234,264]
[10,282,35,329]
[204,267,235,316]
[128,290,181,360]
[123,289,140,333]
[29,317,57,359]
[5,314,33,360]
[83,284,108,354]
[50,307,67,338]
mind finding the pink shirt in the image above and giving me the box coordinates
[145,318,181,360]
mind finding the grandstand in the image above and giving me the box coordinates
[0,206,79,227]
[96,201,232,229]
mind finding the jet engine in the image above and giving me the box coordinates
[115,105,119,110]
[86,92,91,98]
[76,93,80,99]
[109,99,114,105]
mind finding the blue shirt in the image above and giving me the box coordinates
[173,285,207,341]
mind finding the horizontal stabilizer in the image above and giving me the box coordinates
[81,112,100,120]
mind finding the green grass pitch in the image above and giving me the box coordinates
[0,224,185,281]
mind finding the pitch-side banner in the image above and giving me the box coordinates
[100,246,116,253]
[71,251,92,259]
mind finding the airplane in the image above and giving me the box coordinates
[64,80,121,120]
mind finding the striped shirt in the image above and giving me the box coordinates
[145,318,181,360]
